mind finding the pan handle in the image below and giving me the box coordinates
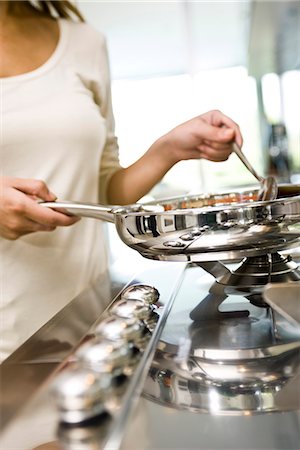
[40,201,118,223]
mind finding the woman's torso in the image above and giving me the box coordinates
[1,18,116,361]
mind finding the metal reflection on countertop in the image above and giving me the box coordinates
[143,331,300,415]
[143,263,300,415]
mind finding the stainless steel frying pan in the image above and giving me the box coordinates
[41,185,300,262]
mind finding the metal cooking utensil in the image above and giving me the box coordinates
[258,175,278,201]
[232,142,278,201]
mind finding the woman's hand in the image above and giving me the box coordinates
[0,177,80,240]
[107,110,243,205]
[161,109,243,165]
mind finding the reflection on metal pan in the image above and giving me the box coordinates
[41,184,300,261]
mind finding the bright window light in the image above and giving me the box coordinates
[261,73,282,124]
[281,70,300,171]
[112,66,262,197]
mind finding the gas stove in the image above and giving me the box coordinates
[0,248,299,450]
[56,247,300,449]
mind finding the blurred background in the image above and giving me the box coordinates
[78,0,300,198]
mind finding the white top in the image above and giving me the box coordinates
[0,19,121,361]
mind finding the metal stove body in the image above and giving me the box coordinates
[54,253,300,450]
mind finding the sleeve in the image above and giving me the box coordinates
[91,34,122,204]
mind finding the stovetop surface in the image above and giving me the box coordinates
[0,256,299,450]
[143,263,299,406]
[158,263,299,352]
[122,262,300,450]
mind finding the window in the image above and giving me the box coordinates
[112,67,262,198]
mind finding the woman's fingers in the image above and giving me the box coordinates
[201,110,243,147]
[193,111,243,162]
[196,134,234,162]
[201,138,233,151]
[5,177,79,227]
[23,200,80,227]
[1,197,79,240]
[10,177,57,201]
[0,177,80,240]
[161,109,244,166]
[195,119,235,143]
[197,144,232,162]
[0,203,57,239]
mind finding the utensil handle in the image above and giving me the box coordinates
[232,142,264,183]
[40,201,116,223]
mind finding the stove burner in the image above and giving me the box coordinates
[197,252,300,307]
[144,345,300,415]
[145,262,300,416]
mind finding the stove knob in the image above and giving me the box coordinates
[57,416,110,450]
[144,312,159,332]
[51,367,111,424]
[121,284,160,305]
[92,315,147,344]
[110,298,153,321]
[163,240,185,248]
[180,233,196,241]
[76,337,133,375]
[111,298,159,333]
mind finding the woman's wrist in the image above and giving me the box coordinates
[147,133,180,169]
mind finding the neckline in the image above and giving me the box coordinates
[1,19,69,83]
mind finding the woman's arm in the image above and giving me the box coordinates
[107,110,242,205]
